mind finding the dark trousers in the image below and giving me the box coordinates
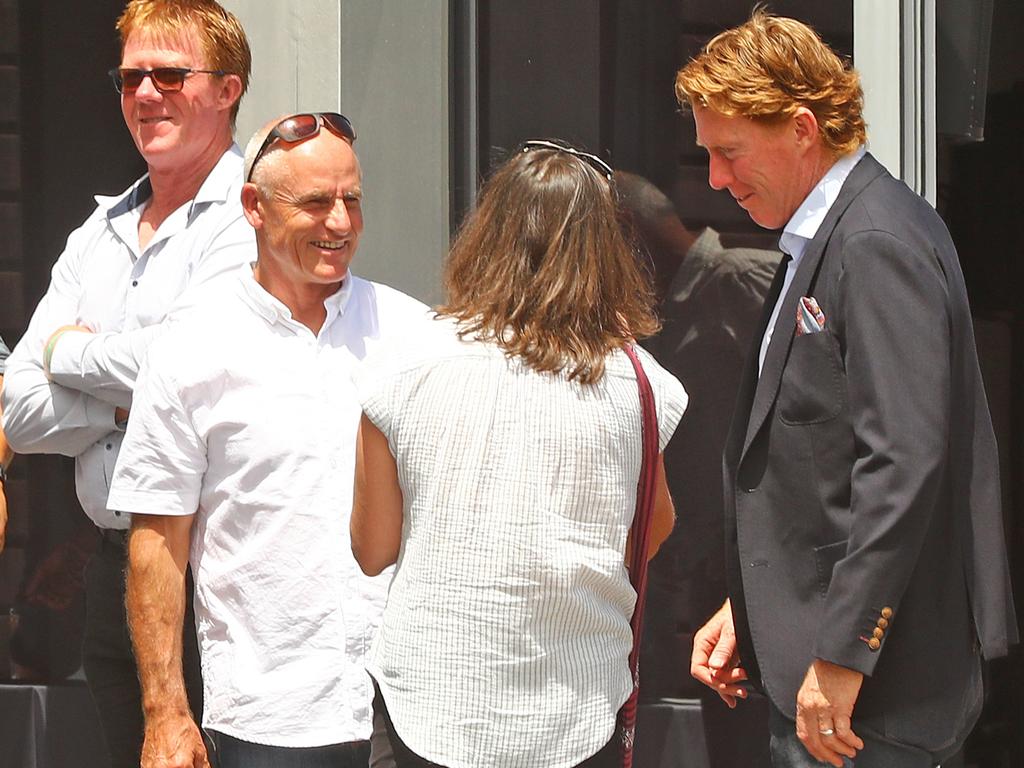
[767,702,962,768]
[82,533,203,768]
[370,683,619,768]
[206,731,371,768]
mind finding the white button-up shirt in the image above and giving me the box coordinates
[758,147,866,374]
[1,145,254,528]
[107,267,431,747]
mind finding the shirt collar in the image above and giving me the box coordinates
[237,263,355,330]
[96,142,244,223]
[779,146,866,260]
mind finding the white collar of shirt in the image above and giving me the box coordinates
[757,147,865,375]
[95,143,244,221]
[237,263,354,331]
[97,143,245,260]
[778,146,866,261]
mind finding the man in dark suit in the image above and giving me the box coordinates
[676,10,1018,768]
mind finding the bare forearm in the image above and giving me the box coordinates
[0,424,13,468]
[351,415,403,576]
[126,519,192,717]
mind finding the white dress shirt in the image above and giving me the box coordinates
[758,147,866,374]
[355,321,688,768]
[1,145,254,528]
[107,267,431,747]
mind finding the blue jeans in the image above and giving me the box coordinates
[767,703,961,768]
[205,730,371,768]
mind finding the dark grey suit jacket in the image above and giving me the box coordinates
[722,153,1018,752]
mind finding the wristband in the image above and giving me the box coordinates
[43,329,72,374]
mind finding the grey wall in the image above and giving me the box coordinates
[222,0,449,306]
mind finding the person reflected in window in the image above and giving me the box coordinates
[616,171,778,768]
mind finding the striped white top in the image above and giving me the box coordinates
[356,319,687,768]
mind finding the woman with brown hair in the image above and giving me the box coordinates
[350,140,688,768]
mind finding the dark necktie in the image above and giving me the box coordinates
[757,252,793,340]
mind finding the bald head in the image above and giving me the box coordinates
[240,119,364,312]
[243,114,288,188]
[244,113,360,191]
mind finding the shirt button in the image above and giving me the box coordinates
[106,443,113,450]
[132,280,139,287]
[114,511,121,517]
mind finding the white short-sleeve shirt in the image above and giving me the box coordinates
[355,320,688,768]
[107,267,431,747]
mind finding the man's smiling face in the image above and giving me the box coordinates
[693,103,814,230]
[251,130,364,290]
[120,27,230,172]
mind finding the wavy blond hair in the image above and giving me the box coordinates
[675,8,865,156]
[116,0,251,126]
[439,144,659,385]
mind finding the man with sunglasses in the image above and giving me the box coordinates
[108,112,430,768]
[1,2,253,766]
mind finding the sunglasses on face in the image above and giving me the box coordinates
[519,139,614,181]
[108,66,227,95]
[245,112,357,183]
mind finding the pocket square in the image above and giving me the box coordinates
[796,296,826,335]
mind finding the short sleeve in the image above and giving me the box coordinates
[0,335,9,376]
[106,337,208,516]
[354,364,397,442]
[636,346,688,452]
[353,314,458,443]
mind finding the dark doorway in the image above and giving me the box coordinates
[1,0,144,684]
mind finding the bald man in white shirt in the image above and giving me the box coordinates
[108,113,428,768]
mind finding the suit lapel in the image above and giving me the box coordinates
[724,252,788,467]
[738,153,888,463]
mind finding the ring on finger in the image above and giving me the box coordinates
[818,727,835,736]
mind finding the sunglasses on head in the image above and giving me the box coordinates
[519,139,614,181]
[246,112,357,183]
[108,67,227,95]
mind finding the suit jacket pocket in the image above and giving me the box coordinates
[814,539,848,596]
[778,331,844,425]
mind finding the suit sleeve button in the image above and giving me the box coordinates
[877,618,889,629]
[872,627,884,639]
[868,638,881,650]
[881,607,894,619]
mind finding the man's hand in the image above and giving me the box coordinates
[690,599,749,707]
[795,659,865,766]
[141,712,210,768]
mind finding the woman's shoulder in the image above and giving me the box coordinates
[356,316,501,394]
[606,344,688,406]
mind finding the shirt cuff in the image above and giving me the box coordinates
[46,330,94,380]
[106,488,199,518]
